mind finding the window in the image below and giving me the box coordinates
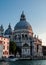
[28,49,29,53]
[3,51,8,54]
[3,52,4,54]
[22,34,24,39]
[4,38,5,40]
[3,46,5,49]
[0,41,2,44]
[18,35,21,40]
[4,42,5,44]
[9,36,11,38]
[6,52,8,54]
[29,37,32,40]
[25,34,28,39]
[37,45,39,52]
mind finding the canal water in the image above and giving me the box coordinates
[0,60,46,65]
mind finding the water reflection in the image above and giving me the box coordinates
[2,62,10,65]
[1,60,46,65]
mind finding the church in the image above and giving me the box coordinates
[0,12,43,57]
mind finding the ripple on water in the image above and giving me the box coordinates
[0,60,46,65]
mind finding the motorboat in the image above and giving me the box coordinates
[8,56,19,61]
[3,55,19,62]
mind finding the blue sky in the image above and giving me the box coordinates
[0,0,46,45]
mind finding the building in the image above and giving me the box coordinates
[0,36,9,58]
[33,36,42,56]
[42,46,46,56]
[0,40,3,58]
[0,12,43,58]
[13,12,43,57]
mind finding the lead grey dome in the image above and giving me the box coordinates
[14,12,32,31]
[4,24,12,35]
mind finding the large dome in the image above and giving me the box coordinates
[14,12,32,31]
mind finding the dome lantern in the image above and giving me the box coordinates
[8,23,11,29]
[20,11,26,21]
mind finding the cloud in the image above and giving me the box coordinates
[38,33,46,46]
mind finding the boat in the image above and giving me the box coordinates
[3,56,19,62]
[8,56,19,61]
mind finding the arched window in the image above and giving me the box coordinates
[25,34,28,39]
[23,43,29,47]
[37,45,39,52]
[9,35,11,38]
[22,34,24,39]
[3,46,5,49]
[18,35,21,40]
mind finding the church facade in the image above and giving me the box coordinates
[0,12,43,57]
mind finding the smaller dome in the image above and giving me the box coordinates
[4,24,12,35]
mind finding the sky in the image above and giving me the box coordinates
[0,0,46,45]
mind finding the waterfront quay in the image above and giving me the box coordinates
[18,56,46,60]
[0,56,46,62]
